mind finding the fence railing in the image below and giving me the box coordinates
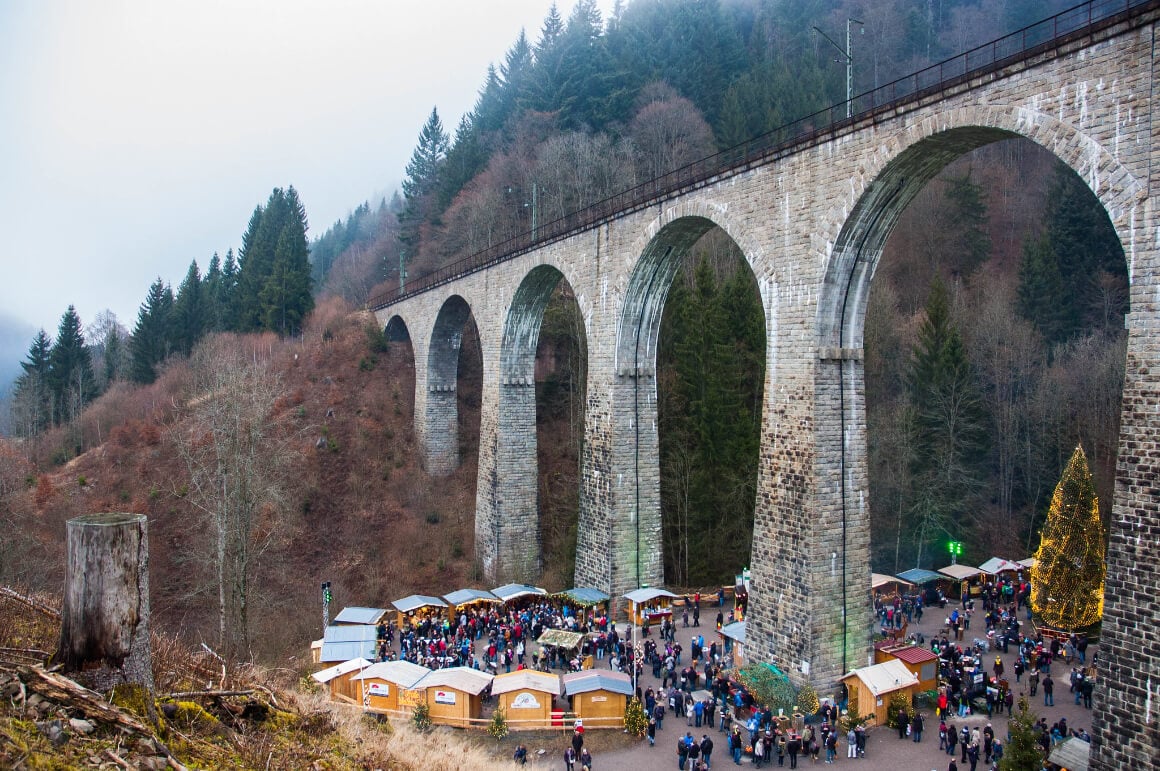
[368,0,1156,311]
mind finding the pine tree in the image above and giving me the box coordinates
[399,108,449,254]
[130,278,174,384]
[943,169,991,278]
[1030,444,1106,630]
[999,696,1044,770]
[258,186,313,336]
[171,260,204,355]
[48,306,96,424]
[13,329,54,435]
[906,279,989,566]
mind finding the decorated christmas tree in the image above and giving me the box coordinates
[1030,444,1106,630]
[1000,696,1044,770]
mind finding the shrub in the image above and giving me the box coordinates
[411,703,432,732]
[487,707,508,740]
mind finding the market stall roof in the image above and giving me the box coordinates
[491,583,547,602]
[623,587,679,605]
[881,644,939,665]
[560,587,610,605]
[411,666,494,696]
[350,660,430,688]
[392,594,448,613]
[443,588,500,606]
[872,573,914,590]
[537,629,585,649]
[842,659,919,696]
[690,689,713,703]
[562,670,634,697]
[896,568,944,585]
[978,557,1023,575]
[720,621,746,644]
[938,564,985,581]
[1017,556,1037,568]
[332,606,389,625]
[1047,737,1090,771]
[311,657,372,684]
[491,669,562,696]
[320,624,378,662]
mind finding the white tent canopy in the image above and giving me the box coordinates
[623,587,679,605]
[977,557,1023,575]
[939,564,985,581]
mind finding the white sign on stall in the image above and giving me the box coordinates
[512,692,541,709]
[434,690,457,705]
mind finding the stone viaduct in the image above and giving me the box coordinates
[373,2,1159,766]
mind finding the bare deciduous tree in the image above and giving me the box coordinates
[172,334,290,661]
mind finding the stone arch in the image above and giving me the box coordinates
[811,107,1142,682]
[384,313,411,343]
[818,106,1142,350]
[424,295,476,476]
[478,264,586,583]
[602,206,766,595]
[618,201,767,374]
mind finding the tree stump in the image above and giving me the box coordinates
[56,513,154,694]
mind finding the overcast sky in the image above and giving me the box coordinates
[0,0,615,348]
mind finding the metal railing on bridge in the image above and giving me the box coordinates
[368,0,1156,311]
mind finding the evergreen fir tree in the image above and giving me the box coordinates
[172,260,205,355]
[1030,444,1106,630]
[48,305,96,424]
[260,189,314,336]
[130,278,174,384]
[906,279,989,566]
[103,325,124,385]
[13,329,54,434]
[399,108,449,254]
[999,696,1044,770]
[943,169,991,278]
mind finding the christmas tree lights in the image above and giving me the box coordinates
[1030,444,1106,630]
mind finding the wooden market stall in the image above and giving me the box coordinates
[938,564,987,599]
[719,620,746,666]
[562,669,633,728]
[840,659,919,727]
[559,587,610,627]
[392,594,449,628]
[443,588,500,619]
[349,659,430,712]
[875,643,940,691]
[311,657,372,703]
[491,669,562,728]
[871,573,914,598]
[537,629,590,670]
[623,587,679,627]
[491,583,548,605]
[412,666,494,727]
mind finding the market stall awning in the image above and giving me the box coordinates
[562,670,633,696]
[623,587,679,605]
[491,583,547,602]
[560,587,610,606]
[411,666,494,696]
[392,594,448,613]
[311,657,372,684]
[720,621,746,644]
[977,557,1023,575]
[332,606,389,625]
[896,568,944,585]
[1017,556,1037,569]
[320,624,378,662]
[537,629,585,649]
[351,660,431,688]
[491,669,562,696]
[1047,737,1090,771]
[842,659,919,696]
[938,564,985,581]
[443,588,500,606]
[872,573,913,590]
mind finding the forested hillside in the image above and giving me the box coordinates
[1,0,1128,661]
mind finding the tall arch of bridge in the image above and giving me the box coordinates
[810,106,1148,766]
[422,295,476,475]
[477,264,587,583]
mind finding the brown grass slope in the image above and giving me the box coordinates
[4,298,482,665]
